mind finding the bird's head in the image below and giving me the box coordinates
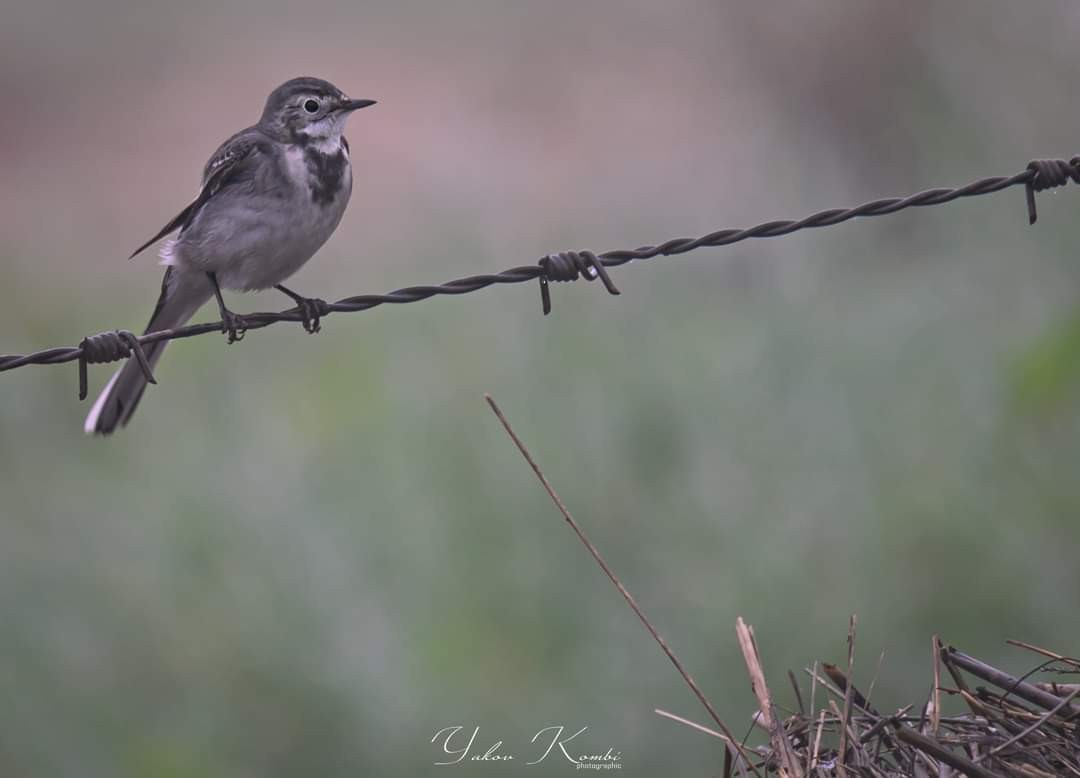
[259,77,375,143]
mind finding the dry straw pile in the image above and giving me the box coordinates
[665,619,1080,778]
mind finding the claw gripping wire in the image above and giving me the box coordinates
[1025,157,1080,224]
[537,250,621,315]
[77,330,156,401]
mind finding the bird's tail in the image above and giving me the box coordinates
[84,268,211,434]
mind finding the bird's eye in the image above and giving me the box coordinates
[303,99,320,114]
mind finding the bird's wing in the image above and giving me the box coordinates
[128,130,264,259]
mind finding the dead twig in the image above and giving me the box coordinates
[485,394,759,775]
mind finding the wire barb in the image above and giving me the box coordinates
[537,250,621,315]
[1024,157,1080,224]
[76,330,156,401]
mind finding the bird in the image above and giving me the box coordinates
[84,76,375,435]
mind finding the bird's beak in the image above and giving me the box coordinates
[340,98,376,112]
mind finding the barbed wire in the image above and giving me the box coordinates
[2,156,1079,400]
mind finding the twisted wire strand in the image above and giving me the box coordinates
[1,157,1076,399]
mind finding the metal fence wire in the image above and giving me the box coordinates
[2,156,1078,400]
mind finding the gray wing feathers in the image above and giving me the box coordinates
[128,130,265,259]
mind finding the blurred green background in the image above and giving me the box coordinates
[3,1,1080,775]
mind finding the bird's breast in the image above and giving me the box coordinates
[279,140,352,246]
[282,140,352,207]
[302,146,351,206]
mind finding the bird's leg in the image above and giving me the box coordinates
[207,272,247,343]
[275,284,329,334]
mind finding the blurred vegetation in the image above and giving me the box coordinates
[1012,309,1080,413]
[2,2,1080,776]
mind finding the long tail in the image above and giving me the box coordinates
[84,268,212,435]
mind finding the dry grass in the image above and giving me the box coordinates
[662,624,1080,778]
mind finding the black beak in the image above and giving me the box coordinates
[341,98,376,112]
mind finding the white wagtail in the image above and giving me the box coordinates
[85,76,375,435]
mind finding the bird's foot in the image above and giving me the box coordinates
[220,309,248,343]
[295,296,329,334]
[206,271,247,344]
[276,285,329,334]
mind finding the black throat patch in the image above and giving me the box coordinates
[303,146,349,206]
